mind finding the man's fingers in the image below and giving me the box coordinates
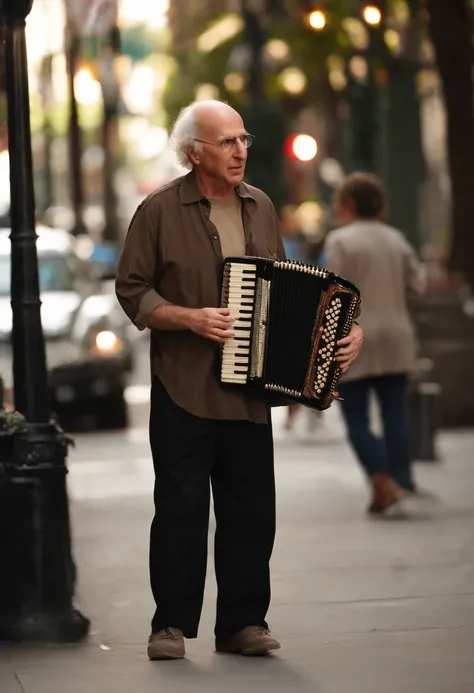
[336,350,356,364]
[336,354,355,364]
[208,334,232,345]
[337,335,353,347]
[212,317,234,328]
[335,349,352,360]
[212,327,235,340]
[211,322,235,334]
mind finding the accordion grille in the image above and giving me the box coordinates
[263,265,324,394]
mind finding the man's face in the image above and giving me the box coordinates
[193,109,249,188]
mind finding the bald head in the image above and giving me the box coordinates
[192,100,242,134]
[191,99,239,121]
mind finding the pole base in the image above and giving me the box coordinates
[0,608,90,644]
[0,421,90,645]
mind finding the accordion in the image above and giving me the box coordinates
[219,256,360,410]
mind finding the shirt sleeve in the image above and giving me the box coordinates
[272,206,287,261]
[404,241,426,301]
[115,199,170,331]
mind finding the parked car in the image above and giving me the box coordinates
[0,224,135,430]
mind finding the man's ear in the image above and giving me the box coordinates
[188,145,200,166]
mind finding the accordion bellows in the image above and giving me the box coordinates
[220,257,361,410]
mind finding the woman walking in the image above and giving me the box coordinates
[326,173,426,515]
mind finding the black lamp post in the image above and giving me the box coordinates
[0,0,89,642]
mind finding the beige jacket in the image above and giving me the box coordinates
[325,220,425,383]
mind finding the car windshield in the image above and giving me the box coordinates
[0,254,76,296]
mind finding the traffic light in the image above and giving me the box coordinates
[284,133,318,162]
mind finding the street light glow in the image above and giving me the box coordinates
[95,330,121,353]
[279,67,307,95]
[363,5,382,25]
[292,135,318,162]
[308,10,326,30]
[74,68,101,106]
[224,72,245,92]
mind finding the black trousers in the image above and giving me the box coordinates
[149,377,276,639]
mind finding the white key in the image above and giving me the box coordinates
[227,264,256,273]
[223,355,250,362]
[223,341,250,352]
[221,368,248,376]
[233,319,252,326]
[226,290,255,297]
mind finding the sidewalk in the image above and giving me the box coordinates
[1,410,474,693]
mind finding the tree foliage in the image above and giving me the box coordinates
[162,1,353,127]
[161,0,427,125]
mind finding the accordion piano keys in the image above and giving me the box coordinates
[220,262,258,383]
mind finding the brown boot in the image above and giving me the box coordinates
[147,628,185,660]
[368,472,404,515]
[216,626,281,656]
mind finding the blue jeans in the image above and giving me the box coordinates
[338,374,414,491]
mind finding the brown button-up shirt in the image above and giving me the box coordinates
[115,170,286,423]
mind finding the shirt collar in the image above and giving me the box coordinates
[179,169,256,205]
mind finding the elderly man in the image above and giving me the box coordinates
[115,100,363,660]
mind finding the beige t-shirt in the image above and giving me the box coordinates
[210,193,245,259]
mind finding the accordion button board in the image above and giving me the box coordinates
[220,256,360,410]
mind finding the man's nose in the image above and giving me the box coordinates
[233,141,247,158]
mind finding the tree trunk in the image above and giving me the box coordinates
[428,0,474,287]
[383,0,425,249]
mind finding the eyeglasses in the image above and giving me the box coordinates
[193,133,254,153]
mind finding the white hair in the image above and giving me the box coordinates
[169,103,203,170]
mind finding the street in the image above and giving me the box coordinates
[1,367,474,692]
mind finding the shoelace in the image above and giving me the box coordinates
[154,628,179,640]
[253,626,270,636]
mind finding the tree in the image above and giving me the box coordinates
[428,0,474,288]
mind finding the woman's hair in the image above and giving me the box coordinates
[336,172,387,219]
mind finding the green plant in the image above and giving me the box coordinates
[0,409,28,435]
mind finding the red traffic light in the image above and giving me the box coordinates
[284,134,318,162]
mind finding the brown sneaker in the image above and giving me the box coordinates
[216,626,281,656]
[368,472,405,515]
[147,628,185,660]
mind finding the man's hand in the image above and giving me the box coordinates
[335,323,363,374]
[189,307,235,344]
